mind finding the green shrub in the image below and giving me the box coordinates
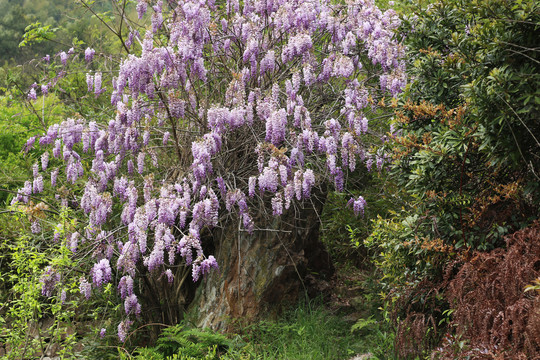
[0,210,81,359]
[0,92,68,204]
[359,0,539,356]
[369,0,540,285]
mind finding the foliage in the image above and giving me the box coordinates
[0,0,37,63]
[0,92,69,204]
[240,303,362,359]
[349,314,396,360]
[360,0,539,356]
[10,0,406,341]
[0,2,131,356]
[389,100,529,252]
[392,0,540,249]
[321,170,396,266]
[19,22,59,48]
[407,0,540,171]
[365,207,453,357]
[111,301,366,360]
[153,326,230,358]
[121,324,231,360]
[379,0,539,289]
[0,0,119,66]
[366,212,450,292]
[433,222,540,359]
[0,208,101,359]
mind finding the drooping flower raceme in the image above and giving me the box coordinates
[15,0,405,340]
[85,47,95,62]
[40,266,61,297]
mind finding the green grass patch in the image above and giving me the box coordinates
[116,301,388,360]
[239,302,360,359]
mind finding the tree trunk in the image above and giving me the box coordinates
[186,195,334,330]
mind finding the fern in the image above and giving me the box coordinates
[137,324,231,359]
[351,316,377,334]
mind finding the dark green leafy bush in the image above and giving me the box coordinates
[393,0,540,251]
[378,0,540,269]
[364,0,540,357]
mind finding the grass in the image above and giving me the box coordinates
[238,302,361,360]
[114,294,398,360]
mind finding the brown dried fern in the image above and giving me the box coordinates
[435,222,540,359]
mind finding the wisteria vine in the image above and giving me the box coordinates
[14,0,405,341]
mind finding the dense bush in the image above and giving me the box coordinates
[392,0,539,251]
[8,0,406,346]
[364,0,540,357]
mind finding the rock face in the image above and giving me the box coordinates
[187,196,333,329]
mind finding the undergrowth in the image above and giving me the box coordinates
[110,299,398,360]
[238,302,359,359]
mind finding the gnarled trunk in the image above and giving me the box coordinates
[187,196,333,329]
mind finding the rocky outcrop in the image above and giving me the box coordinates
[187,197,333,329]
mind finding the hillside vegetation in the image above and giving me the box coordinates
[0,0,538,359]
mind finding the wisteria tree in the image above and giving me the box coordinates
[13,0,405,340]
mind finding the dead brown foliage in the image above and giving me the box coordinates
[434,222,540,359]
[395,311,435,359]
[391,278,446,359]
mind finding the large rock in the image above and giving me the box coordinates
[187,196,333,329]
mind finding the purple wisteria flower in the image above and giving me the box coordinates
[271,193,283,216]
[11,181,32,204]
[41,152,49,171]
[30,220,42,234]
[192,255,218,282]
[85,47,95,62]
[124,293,141,316]
[347,196,367,217]
[118,319,133,342]
[302,169,315,198]
[258,168,278,193]
[40,266,60,297]
[69,232,79,253]
[265,109,287,145]
[94,72,105,96]
[33,175,44,194]
[165,269,174,284]
[248,176,257,197]
[136,0,147,19]
[80,278,92,299]
[91,259,112,287]
[126,30,139,49]
[118,275,134,299]
[162,131,170,145]
[24,136,36,152]
[86,73,94,92]
[15,0,406,339]
[59,51,68,65]
[260,50,275,75]
[28,88,37,100]
[50,168,59,187]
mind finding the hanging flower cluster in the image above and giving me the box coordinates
[15,0,405,340]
